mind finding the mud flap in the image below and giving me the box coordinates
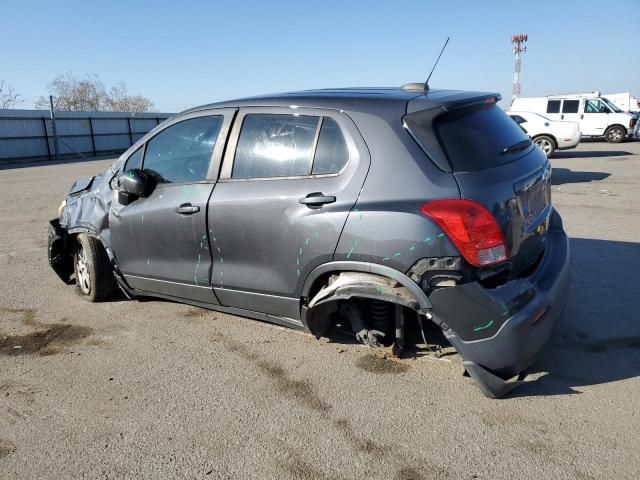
[463,361,526,399]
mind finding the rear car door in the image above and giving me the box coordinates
[207,107,370,320]
[110,109,235,302]
[545,99,562,121]
[559,99,581,125]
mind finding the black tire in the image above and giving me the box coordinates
[73,234,116,302]
[605,125,626,143]
[533,135,556,158]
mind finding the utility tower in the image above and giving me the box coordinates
[511,33,528,103]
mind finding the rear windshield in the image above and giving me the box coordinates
[433,104,532,172]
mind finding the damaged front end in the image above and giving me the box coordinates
[48,167,120,285]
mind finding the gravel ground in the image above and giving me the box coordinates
[1,141,639,479]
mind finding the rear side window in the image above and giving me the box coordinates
[232,114,319,179]
[546,100,561,113]
[143,116,223,184]
[562,100,579,113]
[509,115,526,124]
[433,104,532,172]
[312,118,349,175]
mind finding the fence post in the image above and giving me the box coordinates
[127,117,133,146]
[88,117,97,157]
[42,117,51,160]
[49,95,59,161]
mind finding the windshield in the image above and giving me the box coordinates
[602,98,623,112]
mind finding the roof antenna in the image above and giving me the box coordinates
[424,37,450,92]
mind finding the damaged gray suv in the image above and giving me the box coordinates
[48,86,571,398]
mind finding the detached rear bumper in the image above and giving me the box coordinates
[429,209,571,397]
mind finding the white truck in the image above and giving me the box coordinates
[603,92,640,113]
[511,92,637,143]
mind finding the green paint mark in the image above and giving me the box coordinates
[473,320,494,332]
[305,238,309,245]
[382,257,391,261]
[212,236,217,242]
[200,241,203,249]
[409,245,416,251]
[375,287,385,294]
[424,236,431,243]
[359,214,364,220]
[393,252,402,257]
[297,269,300,276]
[296,258,300,266]
[346,247,355,259]
[147,258,150,265]
[315,231,320,237]
[437,233,445,238]
[141,214,144,223]
[299,247,303,255]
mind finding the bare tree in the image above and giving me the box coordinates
[104,82,154,113]
[36,73,154,112]
[0,80,22,109]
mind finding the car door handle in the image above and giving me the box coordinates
[299,193,336,208]
[175,203,200,215]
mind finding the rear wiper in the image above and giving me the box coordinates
[501,139,531,155]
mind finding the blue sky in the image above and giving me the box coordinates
[2,0,639,112]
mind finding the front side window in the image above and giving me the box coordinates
[124,146,143,172]
[584,99,610,114]
[232,114,319,179]
[143,116,223,184]
[312,118,349,175]
[562,100,580,113]
[547,100,561,114]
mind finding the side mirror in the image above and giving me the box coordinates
[118,168,154,205]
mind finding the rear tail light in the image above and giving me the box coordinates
[420,199,508,267]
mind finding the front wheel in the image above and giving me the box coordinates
[605,126,625,143]
[74,234,116,302]
[533,136,555,158]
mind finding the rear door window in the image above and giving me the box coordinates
[562,100,580,113]
[546,100,561,113]
[232,114,320,179]
[432,104,532,172]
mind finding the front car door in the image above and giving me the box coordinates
[207,107,370,322]
[110,109,235,303]
[581,98,610,136]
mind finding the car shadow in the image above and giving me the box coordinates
[511,237,640,398]
[553,150,633,159]
[551,168,610,185]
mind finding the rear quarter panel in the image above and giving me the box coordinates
[333,107,461,273]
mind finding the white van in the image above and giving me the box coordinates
[511,93,637,143]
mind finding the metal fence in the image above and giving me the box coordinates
[0,109,173,163]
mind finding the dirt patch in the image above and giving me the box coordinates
[581,336,640,353]
[0,307,39,327]
[355,353,410,375]
[224,340,331,415]
[0,439,16,459]
[181,308,204,318]
[0,306,93,355]
[0,324,93,356]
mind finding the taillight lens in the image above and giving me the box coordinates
[420,199,508,267]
